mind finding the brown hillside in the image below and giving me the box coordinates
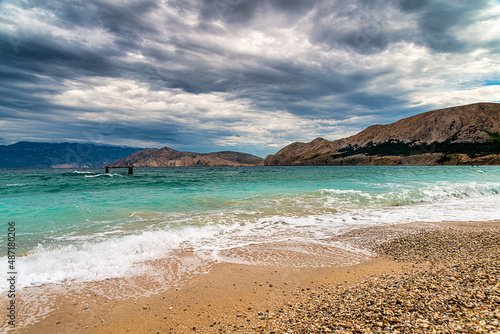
[111,147,263,167]
[264,103,500,166]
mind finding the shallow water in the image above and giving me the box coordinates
[1,166,499,291]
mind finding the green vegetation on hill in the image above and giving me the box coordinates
[334,137,500,159]
[485,131,500,143]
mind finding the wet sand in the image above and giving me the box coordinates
[4,220,500,333]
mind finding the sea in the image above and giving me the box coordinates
[1,166,499,295]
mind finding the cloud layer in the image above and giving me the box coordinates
[1,0,499,156]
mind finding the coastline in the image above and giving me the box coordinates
[5,220,500,333]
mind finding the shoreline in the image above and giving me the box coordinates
[4,220,499,333]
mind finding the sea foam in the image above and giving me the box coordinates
[1,168,499,293]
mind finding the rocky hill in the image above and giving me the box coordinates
[110,147,263,167]
[264,103,500,166]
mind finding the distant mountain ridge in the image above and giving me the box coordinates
[264,103,500,166]
[110,147,263,167]
[4,103,499,168]
[0,142,144,168]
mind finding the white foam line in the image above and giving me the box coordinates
[85,173,119,177]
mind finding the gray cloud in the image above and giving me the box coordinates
[0,0,499,156]
[309,0,499,54]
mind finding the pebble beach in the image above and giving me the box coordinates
[6,221,500,333]
[264,222,500,333]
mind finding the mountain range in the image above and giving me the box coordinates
[263,103,500,166]
[0,142,143,168]
[2,103,499,168]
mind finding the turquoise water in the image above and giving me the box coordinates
[1,166,500,290]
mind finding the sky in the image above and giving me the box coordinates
[1,0,499,157]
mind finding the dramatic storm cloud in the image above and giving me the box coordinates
[1,0,499,156]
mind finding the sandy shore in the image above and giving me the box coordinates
[5,220,500,333]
